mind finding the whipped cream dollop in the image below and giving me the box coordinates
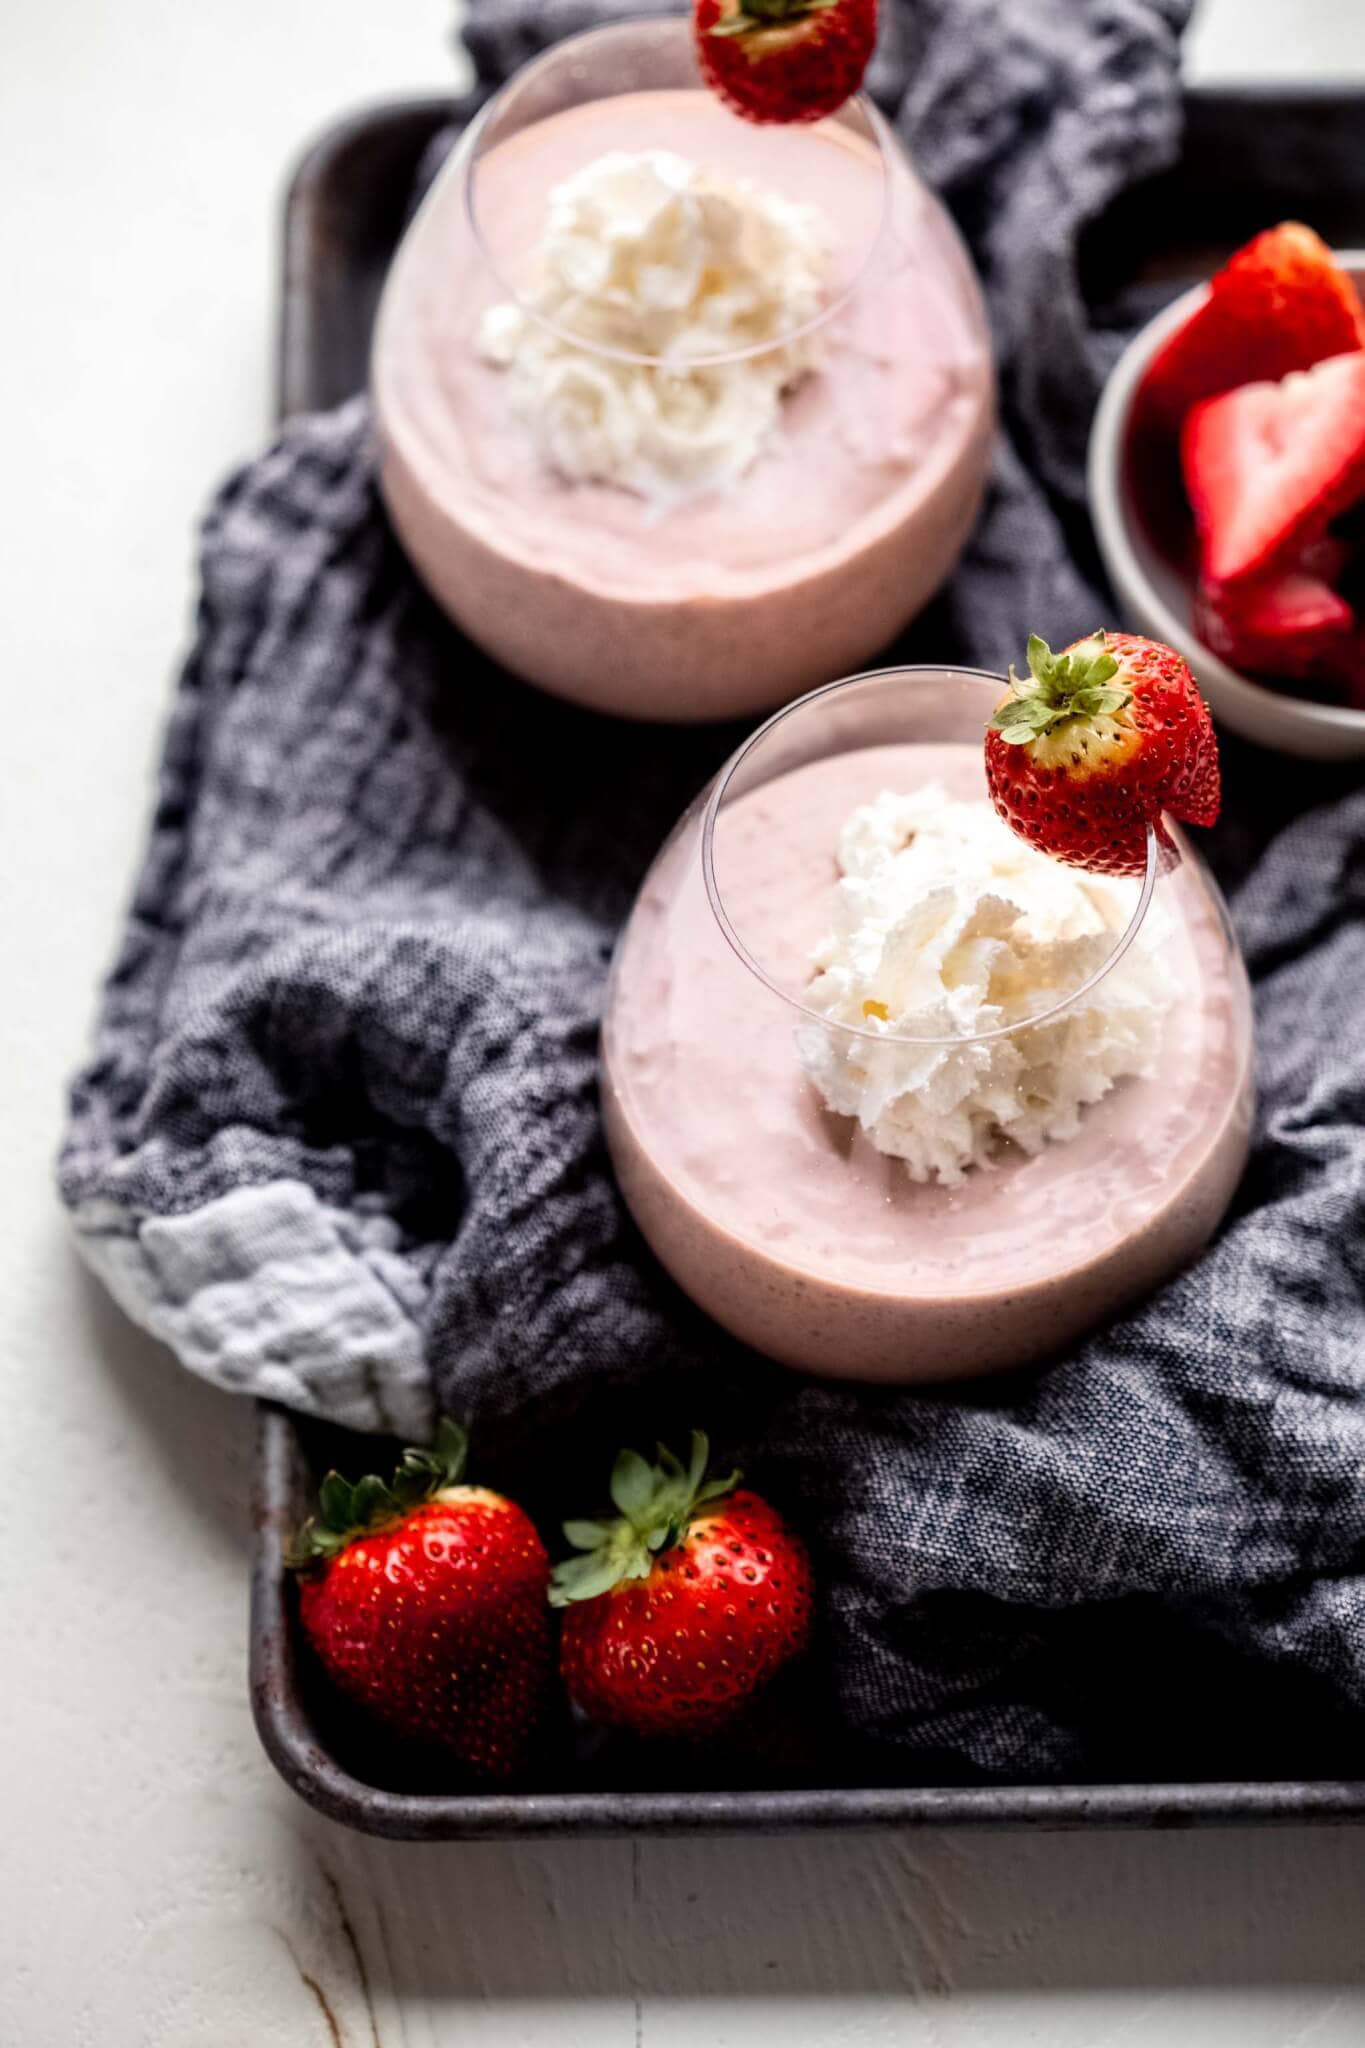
[796,787,1174,1186]
[476,149,831,503]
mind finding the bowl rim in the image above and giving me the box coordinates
[1087,249,1365,739]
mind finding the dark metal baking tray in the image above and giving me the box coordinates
[252,86,1365,1838]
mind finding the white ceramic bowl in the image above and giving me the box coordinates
[1088,253,1365,761]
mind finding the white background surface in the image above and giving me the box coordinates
[3,1,1365,2042]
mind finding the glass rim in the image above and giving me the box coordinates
[700,664,1161,1050]
[459,16,896,371]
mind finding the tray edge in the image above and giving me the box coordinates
[250,1407,1365,1839]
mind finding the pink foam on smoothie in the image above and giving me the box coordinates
[373,92,995,717]
[602,743,1253,1380]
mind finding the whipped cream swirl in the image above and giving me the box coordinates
[796,787,1173,1186]
[476,149,831,503]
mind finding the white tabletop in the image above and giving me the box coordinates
[4,1,1365,2041]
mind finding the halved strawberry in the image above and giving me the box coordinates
[1194,563,1355,681]
[1295,534,1352,587]
[985,631,1219,877]
[694,0,877,125]
[1182,351,1365,586]
[1137,222,1365,436]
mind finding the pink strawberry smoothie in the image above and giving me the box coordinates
[601,742,1253,1380]
[373,90,994,720]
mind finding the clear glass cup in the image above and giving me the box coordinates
[372,19,995,721]
[601,667,1255,1381]
[463,19,894,368]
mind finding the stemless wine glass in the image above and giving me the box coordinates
[371,19,995,721]
[601,667,1254,1381]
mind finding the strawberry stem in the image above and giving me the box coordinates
[549,1432,740,1607]
[989,631,1132,747]
[288,1416,470,1566]
[710,0,838,35]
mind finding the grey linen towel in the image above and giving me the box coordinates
[61,0,1365,1778]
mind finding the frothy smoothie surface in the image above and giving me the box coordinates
[602,744,1253,1380]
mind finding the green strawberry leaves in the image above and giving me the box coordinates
[289,1416,470,1566]
[550,1541,652,1606]
[1072,685,1130,716]
[992,698,1066,745]
[609,1448,657,1522]
[990,631,1131,746]
[549,1431,740,1608]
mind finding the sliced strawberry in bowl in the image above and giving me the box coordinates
[1125,226,1365,574]
[1182,350,1365,587]
[1194,562,1355,683]
[1137,222,1365,437]
[1090,223,1365,754]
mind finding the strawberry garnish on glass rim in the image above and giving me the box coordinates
[694,0,877,126]
[984,630,1220,878]
[551,1431,812,1738]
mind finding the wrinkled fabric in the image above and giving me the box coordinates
[61,0,1365,1778]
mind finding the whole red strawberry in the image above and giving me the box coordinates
[694,0,876,125]
[291,1420,552,1781]
[552,1433,812,1738]
[985,631,1220,877]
